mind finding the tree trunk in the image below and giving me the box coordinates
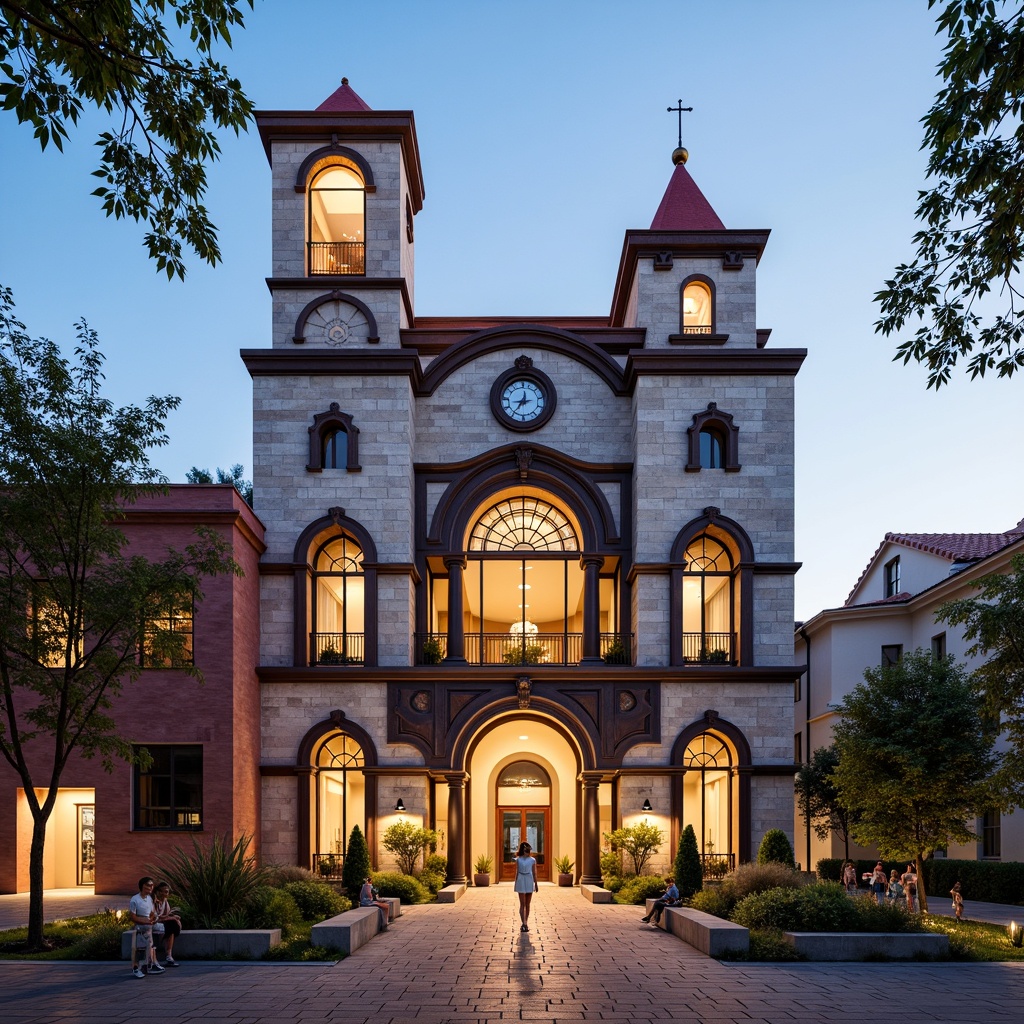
[916,853,928,914]
[27,812,48,949]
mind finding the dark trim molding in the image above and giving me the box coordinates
[748,561,802,575]
[292,290,380,345]
[264,277,414,327]
[668,333,730,345]
[685,403,741,473]
[293,145,377,193]
[306,403,361,473]
[679,274,718,336]
[242,349,422,386]
[625,349,806,386]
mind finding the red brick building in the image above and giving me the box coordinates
[0,486,264,895]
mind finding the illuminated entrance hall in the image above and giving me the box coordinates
[251,80,804,884]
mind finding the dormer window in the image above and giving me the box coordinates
[308,165,365,275]
[682,279,713,334]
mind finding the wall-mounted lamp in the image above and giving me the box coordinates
[641,798,653,813]
[395,798,406,813]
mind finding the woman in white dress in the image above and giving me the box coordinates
[513,841,538,932]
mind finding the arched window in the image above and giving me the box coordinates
[323,429,346,470]
[681,278,713,335]
[468,497,579,552]
[307,403,361,473]
[685,403,740,472]
[312,535,365,665]
[682,732,734,872]
[308,164,365,275]
[312,730,366,877]
[682,532,735,664]
[699,428,724,469]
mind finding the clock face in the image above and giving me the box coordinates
[501,379,545,422]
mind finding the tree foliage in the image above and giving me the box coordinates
[187,463,253,506]
[757,828,796,868]
[0,0,254,279]
[938,551,1024,794]
[830,649,1001,912]
[341,824,372,900]
[673,823,703,899]
[795,744,856,861]
[604,820,664,876]
[875,0,1024,387]
[381,820,437,876]
[0,288,239,947]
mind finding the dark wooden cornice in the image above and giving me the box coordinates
[266,277,414,327]
[624,349,806,386]
[255,109,424,210]
[402,326,645,357]
[241,349,423,385]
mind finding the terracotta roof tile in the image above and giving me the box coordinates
[650,161,725,231]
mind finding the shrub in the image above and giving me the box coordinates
[689,886,732,919]
[417,869,446,894]
[744,930,804,961]
[70,910,124,959]
[155,832,266,929]
[795,882,861,932]
[263,864,317,887]
[757,829,796,868]
[854,894,919,933]
[283,881,350,922]
[604,821,664,876]
[674,824,702,899]
[600,848,622,886]
[425,853,448,875]
[244,886,303,931]
[382,821,438,875]
[342,825,372,899]
[722,862,802,904]
[614,874,668,905]
[371,871,432,904]
[731,887,803,930]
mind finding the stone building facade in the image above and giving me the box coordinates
[247,80,805,884]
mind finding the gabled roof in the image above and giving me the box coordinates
[845,517,1024,607]
[650,160,725,231]
[316,78,372,112]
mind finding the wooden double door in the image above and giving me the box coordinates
[498,807,550,882]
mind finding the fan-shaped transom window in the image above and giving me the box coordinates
[316,731,365,769]
[684,534,731,573]
[316,536,364,573]
[683,732,732,769]
[469,497,579,552]
[499,761,551,788]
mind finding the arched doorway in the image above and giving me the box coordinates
[682,731,735,875]
[496,761,552,881]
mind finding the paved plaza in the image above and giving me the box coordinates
[3,883,1024,1023]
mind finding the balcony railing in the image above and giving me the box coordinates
[682,632,734,664]
[700,852,734,879]
[308,241,365,275]
[414,632,632,666]
[312,632,364,665]
[312,853,345,879]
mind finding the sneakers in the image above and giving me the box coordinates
[148,962,165,973]
[164,956,179,967]
[132,967,145,979]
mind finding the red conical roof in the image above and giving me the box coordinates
[650,160,724,231]
[316,78,372,112]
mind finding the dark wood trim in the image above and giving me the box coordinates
[362,562,422,585]
[684,403,741,473]
[292,144,377,193]
[292,290,380,345]
[627,563,671,583]
[668,333,730,345]
[241,349,423,386]
[747,561,802,575]
[259,765,294,776]
[306,403,362,473]
[265,277,414,327]
[401,325,646,356]
[624,349,807,386]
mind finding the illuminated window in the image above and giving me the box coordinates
[29,592,81,668]
[312,535,365,664]
[314,731,366,872]
[682,279,713,334]
[682,732,733,867]
[468,497,578,552]
[308,165,365,275]
[134,745,202,830]
[141,598,194,668]
[682,533,735,664]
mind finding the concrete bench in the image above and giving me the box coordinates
[310,906,386,955]
[436,883,466,903]
[643,901,749,957]
[121,928,281,960]
[382,896,402,919]
[581,883,612,904]
[782,931,949,961]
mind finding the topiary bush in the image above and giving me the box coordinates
[757,829,796,868]
[613,874,669,905]
[674,824,703,899]
[370,871,432,904]
[283,880,350,921]
[244,886,303,931]
[731,886,803,931]
[342,825,372,900]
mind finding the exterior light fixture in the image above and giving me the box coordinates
[395,798,406,813]
[642,798,653,812]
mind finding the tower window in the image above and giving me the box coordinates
[308,165,365,275]
[682,279,713,334]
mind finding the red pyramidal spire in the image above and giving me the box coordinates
[316,77,372,112]
[650,158,724,231]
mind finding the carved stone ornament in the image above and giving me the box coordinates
[517,675,532,709]
[301,296,371,347]
[703,709,720,726]
[703,506,721,521]
[328,506,347,525]
[723,251,744,270]
[411,690,430,713]
[514,355,534,370]
[618,690,637,712]
[515,447,534,481]
[654,250,674,271]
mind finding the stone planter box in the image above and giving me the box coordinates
[121,928,280,960]
[782,931,949,961]
[310,907,384,955]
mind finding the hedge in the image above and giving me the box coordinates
[817,857,1024,905]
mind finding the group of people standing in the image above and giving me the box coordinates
[128,876,182,978]
[843,860,921,911]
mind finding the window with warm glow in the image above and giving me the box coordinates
[682,732,733,865]
[682,281,712,334]
[140,597,194,668]
[682,533,735,663]
[134,745,203,830]
[312,535,365,664]
[308,165,366,274]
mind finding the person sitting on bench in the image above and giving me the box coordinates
[641,876,679,926]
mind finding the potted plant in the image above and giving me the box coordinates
[602,638,627,664]
[473,853,493,887]
[554,854,575,886]
[421,636,443,665]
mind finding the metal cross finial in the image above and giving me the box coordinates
[667,99,693,149]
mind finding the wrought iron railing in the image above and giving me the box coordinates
[312,853,345,879]
[700,852,734,879]
[414,632,632,666]
[682,632,734,664]
[308,241,365,275]
[312,632,364,665]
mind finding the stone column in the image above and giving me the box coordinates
[444,555,467,663]
[580,554,604,663]
[445,772,468,884]
[580,773,602,885]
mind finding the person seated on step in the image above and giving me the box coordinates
[641,876,679,926]
[359,877,391,931]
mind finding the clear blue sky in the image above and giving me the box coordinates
[2,0,1021,621]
